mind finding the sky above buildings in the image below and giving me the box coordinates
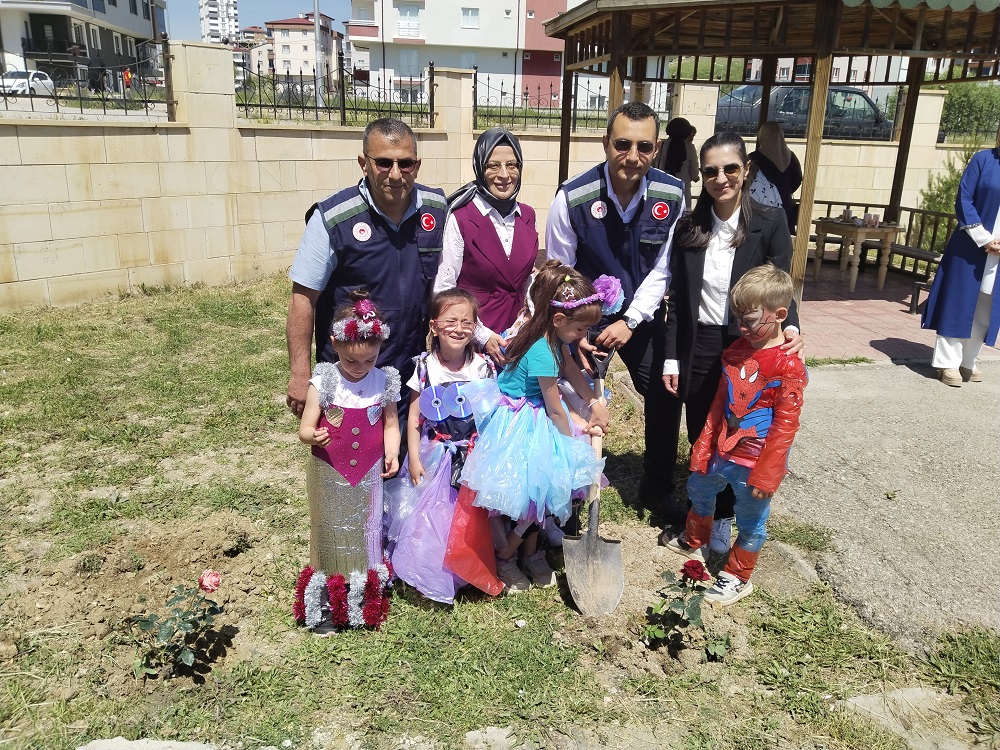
[167,0,352,42]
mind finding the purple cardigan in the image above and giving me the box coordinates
[453,201,538,334]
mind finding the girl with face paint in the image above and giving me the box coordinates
[435,128,539,364]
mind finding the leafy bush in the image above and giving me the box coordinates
[912,141,983,254]
[939,82,1000,141]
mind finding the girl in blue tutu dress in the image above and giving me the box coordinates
[461,265,619,593]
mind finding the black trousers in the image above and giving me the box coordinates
[615,304,674,484]
[662,324,739,520]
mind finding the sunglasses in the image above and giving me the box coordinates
[611,138,656,155]
[369,156,418,173]
[701,163,744,179]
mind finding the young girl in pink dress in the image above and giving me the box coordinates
[292,290,401,634]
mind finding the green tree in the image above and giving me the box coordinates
[939,81,1000,142]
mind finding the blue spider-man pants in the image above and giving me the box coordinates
[687,454,771,554]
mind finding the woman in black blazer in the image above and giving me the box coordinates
[657,131,803,549]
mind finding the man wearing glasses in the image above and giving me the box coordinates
[286,118,447,417]
[546,101,685,521]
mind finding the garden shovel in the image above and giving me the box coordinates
[563,342,624,617]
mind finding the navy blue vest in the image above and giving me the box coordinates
[307,182,446,386]
[560,164,684,309]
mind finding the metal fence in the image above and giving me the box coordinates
[0,42,167,118]
[236,55,434,128]
[472,69,655,132]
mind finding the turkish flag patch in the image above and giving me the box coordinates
[652,201,670,220]
[420,213,437,231]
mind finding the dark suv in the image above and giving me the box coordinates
[715,85,893,140]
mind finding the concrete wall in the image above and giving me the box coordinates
[0,43,964,311]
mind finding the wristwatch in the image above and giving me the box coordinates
[624,315,639,331]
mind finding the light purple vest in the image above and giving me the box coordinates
[453,201,538,334]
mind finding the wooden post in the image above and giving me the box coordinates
[558,63,574,185]
[790,0,839,304]
[886,57,927,223]
[759,54,777,125]
[607,11,627,112]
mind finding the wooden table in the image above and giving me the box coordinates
[812,218,902,292]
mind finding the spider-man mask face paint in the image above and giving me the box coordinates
[734,306,780,345]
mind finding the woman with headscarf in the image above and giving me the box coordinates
[656,117,699,207]
[435,128,538,363]
[747,121,803,234]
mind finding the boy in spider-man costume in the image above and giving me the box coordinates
[663,264,807,605]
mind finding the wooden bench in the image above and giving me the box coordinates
[888,242,940,280]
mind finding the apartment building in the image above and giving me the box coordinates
[343,1,569,104]
[0,0,166,84]
[263,12,342,78]
[199,0,238,45]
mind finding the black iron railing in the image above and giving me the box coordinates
[236,55,434,128]
[472,68,633,132]
[0,47,166,118]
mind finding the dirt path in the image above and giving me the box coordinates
[779,359,1000,647]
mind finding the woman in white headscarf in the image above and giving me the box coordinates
[435,127,538,363]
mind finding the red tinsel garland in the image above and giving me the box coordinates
[292,565,315,623]
[327,574,349,627]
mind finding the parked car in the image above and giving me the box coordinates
[0,70,56,96]
[715,84,894,140]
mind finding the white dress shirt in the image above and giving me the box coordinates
[545,163,676,324]
[966,207,999,294]
[435,194,529,346]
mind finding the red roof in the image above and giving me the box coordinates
[265,12,334,27]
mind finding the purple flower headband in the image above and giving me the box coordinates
[331,299,391,342]
[550,274,625,316]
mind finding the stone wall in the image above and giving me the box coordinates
[0,42,963,311]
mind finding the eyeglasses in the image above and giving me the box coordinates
[611,138,656,155]
[485,161,520,174]
[435,318,476,332]
[701,163,744,179]
[368,156,418,173]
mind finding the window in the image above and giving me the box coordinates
[281,45,290,54]
[283,60,291,69]
[398,47,418,76]
[113,32,122,55]
[523,52,531,59]
[398,84,423,103]
[849,69,859,82]
[129,0,137,14]
[358,8,371,20]
[126,37,136,58]
[303,45,309,52]
[554,53,560,61]
[92,0,106,12]
[281,29,289,38]
[89,25,100,49]
[505,9,511,17]
[141,0,149,20]
[460,50,477,70]
[527,10,534,18]
[109,0,116,5]
[778,66,790,80]
[461,8,479,28]
[832,67,841,79]
[398,4,420,37]
[73,24,85,45]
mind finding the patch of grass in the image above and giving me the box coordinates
[746,587,911,725]
[768,514,835,553]
[923,628,1000,746]
[805,356,874,367]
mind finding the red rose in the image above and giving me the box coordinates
[198,569,222,593]
[680,559,711,582]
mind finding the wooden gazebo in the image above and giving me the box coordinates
[544,0,1000,296]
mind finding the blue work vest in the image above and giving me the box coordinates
[560,164,683,308]
[307,183,446,385]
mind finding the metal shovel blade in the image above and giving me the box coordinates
[563,434,624,617]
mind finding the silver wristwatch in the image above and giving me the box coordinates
[624,315,639,331]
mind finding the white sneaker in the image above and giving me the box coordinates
[704,571,754,607]
[497,558,531,594]
[658,531,709,566]
[523,550,557,588]
[710,518,733,555]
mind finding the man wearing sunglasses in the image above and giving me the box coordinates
[286,117,447,418]
[546,101,685,520]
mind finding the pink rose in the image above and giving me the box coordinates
[198,569,222,593]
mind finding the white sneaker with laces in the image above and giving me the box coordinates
[710,518,733,555]
[704,571,754,606]
[497,557,531,594]
[523,550,556,588]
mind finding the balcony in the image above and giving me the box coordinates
[21,37,87,60]
[344,20,378,38]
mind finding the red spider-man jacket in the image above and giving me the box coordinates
[690,339,807,495]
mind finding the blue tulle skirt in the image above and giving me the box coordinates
[459,380,604,524]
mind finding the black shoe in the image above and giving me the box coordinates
[639,475,687,525]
